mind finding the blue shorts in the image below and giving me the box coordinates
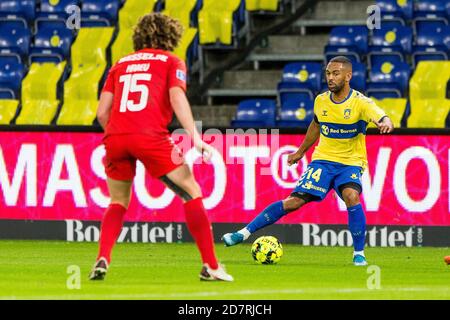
[292,160,363,202]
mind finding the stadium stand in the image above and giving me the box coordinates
[57,27,113,125]
[407,61,450,128]
[231,99,276,127]
[16,61,66,125]
[198,0,247,46]
[0,0,448,129]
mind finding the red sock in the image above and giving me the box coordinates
[184,197,219,269]
[97,203,127,264]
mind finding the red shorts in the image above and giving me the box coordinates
[103,134,184,181]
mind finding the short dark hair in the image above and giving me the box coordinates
[328,56,352,70]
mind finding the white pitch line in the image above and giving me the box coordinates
[2,287,449,300]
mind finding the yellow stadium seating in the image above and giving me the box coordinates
[407,99,450,128]
[409,61,450,101]
[173,28,197,62]
[0,100,19,124]
[58,27,113,125]
[16,62,66,125]
[162,0,197,29]
[246,0,279,11]
[198,0,241,45]
[367,98,407,128]
[112,29,134,64]
[408,61,450,128]
[112,1,197,65]
[119,0,157,29]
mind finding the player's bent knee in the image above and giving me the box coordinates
[283,196,305,212]
[342,190,360,207]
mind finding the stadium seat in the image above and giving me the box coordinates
[162,0,198,28]
[408,61,450,128]
[350,62,366,92]
[367,61,411,98]
[369,25,412,65]
[0,99,19,124]
[277,94,313,128]
[246,0,279,12]
[40,0,80,16]
[111,29,133,64]
[173,28,198,66]
[407,99,449,128]
[409,61,450,101]
[198,0,242,45]
[325,26,369,62]
[231,99,276,128]
[376,0,413,21]
[58,27,114,125]
[412,21,450,67]
[0,56,25,98]
[0,22,31,61]
[30,24,74,63]
[366,98,407,128]
[81,0,119,27]
[414,0,448,20]
[0,0,35,24]
[118,0,157,29]
[279,62,322,94]
[16,62,66,125]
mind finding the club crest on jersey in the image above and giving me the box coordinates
[176,69,186,82]
[322,110,328,116]
[344,108,351,119]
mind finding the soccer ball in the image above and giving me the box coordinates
[251,236,283,264]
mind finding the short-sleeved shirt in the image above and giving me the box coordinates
[312,89,386,170]
[102,48,187,137]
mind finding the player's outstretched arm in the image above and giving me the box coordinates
[374,116,394,134]
[287,118,320,166]
[97,92,114,130]
[170,87,213,160]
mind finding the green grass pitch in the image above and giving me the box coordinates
[0,240,448,300]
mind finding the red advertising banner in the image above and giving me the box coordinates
[0,132,448,226]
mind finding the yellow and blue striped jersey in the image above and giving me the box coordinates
[312,89,386,170]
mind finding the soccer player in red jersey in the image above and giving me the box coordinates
[89,13,233,282]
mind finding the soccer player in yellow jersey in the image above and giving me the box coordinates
[223,56,394,266]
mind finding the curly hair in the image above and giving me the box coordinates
[133,13,183,52]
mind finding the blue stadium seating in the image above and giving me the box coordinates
[371,25,412,53]
[376,0,413,21]
[369,24,412,67]
[277,95,313,128]
[30,25,74,63]
[414,0,448,20]
[81,0,119,27]
[369,53,404,69]
[231,99,276,128]
[40,0,80,14]
[0,56,25,98]
[367,61,411,98]
[350,61,366,92]
[412,21,450,65]
[280,62,322,93]
[0,0,35,24]
[0,22,30,61]
[325,26,369,62]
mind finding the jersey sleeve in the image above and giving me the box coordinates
[361,96,387,123]
[168,56,187,92]
[102,68,115,93]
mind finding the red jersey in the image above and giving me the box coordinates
[102,48,187,137]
